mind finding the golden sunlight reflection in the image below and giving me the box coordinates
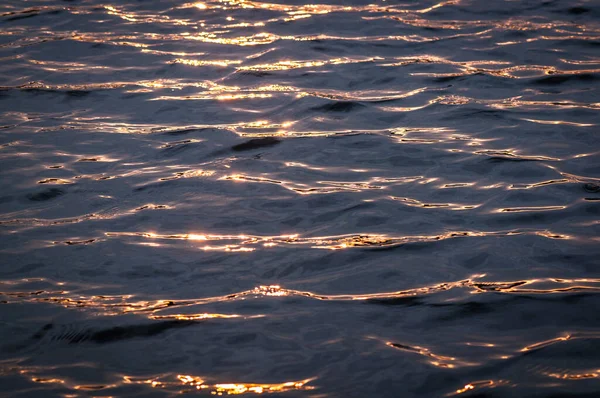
[0,203,175,232]
[171,58,243,67]
[149,313,265,321]
[390,196,480,210]
[391,53,600,81]
[100,228,589,253]
[122,374,315,394]
[4,277,600,320]
[8,365,314,395]
[451,380,509,396]
[520,334,572,352]
[534,231,571,240]
[543,371,599,380]
[493,206,567,213]
[37,178,73,185]
[384,340,479,368]
[154,93,273,101]
[521,118,595,127]
[216,172,441,195]
[474,150,560,162]
[236,57,380,71]
[508,179,570,190]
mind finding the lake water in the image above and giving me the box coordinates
[1,0,599,396]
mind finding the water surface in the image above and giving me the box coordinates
[1,0,600,396]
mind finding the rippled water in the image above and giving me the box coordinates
[1,0,600,396]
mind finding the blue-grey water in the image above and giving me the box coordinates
[1,0,600,396]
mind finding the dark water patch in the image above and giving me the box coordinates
[388,154,436,167]
[118,266,183,279]
[431,301,496,321]
[433,73,482,83]
[133,178,180,192]
[374,77,396,85]
[465,109,506,118]
[368,287,598,312]
[237,70,273,78]
[582,202,600,216]
[443,109,507,121]
[432,294,599,326]
[89,320,197,344]
[65,90,91,97]
[310,101,366,112]
[157,127,204,136]
[16,87,91,97]
[57,239,97,246]
[19,88,54,96]
[28,320,197,345]
[121,92,147,100]
[485,156,541,163]
[231,137,281,152]
[2,263,46,275]
[26,188,65,201]
[533,73,599,85]
[486,210,565,227]
[366,296,424,307]
[566,7,591,15]
[505,30,529,38]
[583,183,600,193]
[359,240,432,252]
[225,332,257,345]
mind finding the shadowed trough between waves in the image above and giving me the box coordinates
[0,0,600,396]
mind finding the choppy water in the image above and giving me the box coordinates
[1,0,600,396]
